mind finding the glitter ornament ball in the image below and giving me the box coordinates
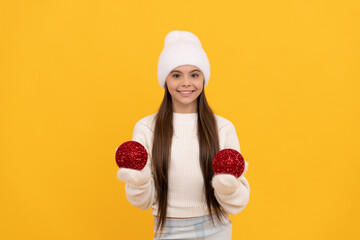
[212,149,245,178]
[115,141,148,170]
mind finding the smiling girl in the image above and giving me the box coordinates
[117,30,250,239]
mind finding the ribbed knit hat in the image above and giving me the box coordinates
[157,30,210,90]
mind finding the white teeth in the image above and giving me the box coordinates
[179,91,193,93]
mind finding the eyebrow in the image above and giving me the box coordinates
[170,69,201,74]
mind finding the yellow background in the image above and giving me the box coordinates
[1,0,359,239]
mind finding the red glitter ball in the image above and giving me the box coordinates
[115,141,148,170]
[212,149,245,178]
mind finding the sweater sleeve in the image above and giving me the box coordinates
[117,120,156,210]
[212,121,250,215]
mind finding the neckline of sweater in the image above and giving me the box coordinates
[173,113,198,128]
[173,112,198,120]
[173,112,198,115]
[172,112,198,138]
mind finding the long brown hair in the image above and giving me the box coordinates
[151,80,227,235]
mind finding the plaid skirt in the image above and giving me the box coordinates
[153,212,232,240]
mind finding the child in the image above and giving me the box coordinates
[117,30,250,239]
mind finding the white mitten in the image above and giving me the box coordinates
[117,160,151,186]
[212,161,249,195]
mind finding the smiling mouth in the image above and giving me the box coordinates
[177,90,195,97]
[177,90,195,93]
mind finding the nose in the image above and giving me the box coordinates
[181,76,191,86]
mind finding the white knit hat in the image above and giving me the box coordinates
[157,30,210,90]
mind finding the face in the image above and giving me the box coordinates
[166,65,204,113]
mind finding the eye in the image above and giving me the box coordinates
[192,73,199,78]
[172,74,181,78]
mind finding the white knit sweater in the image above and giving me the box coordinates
[117,112,250,218]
